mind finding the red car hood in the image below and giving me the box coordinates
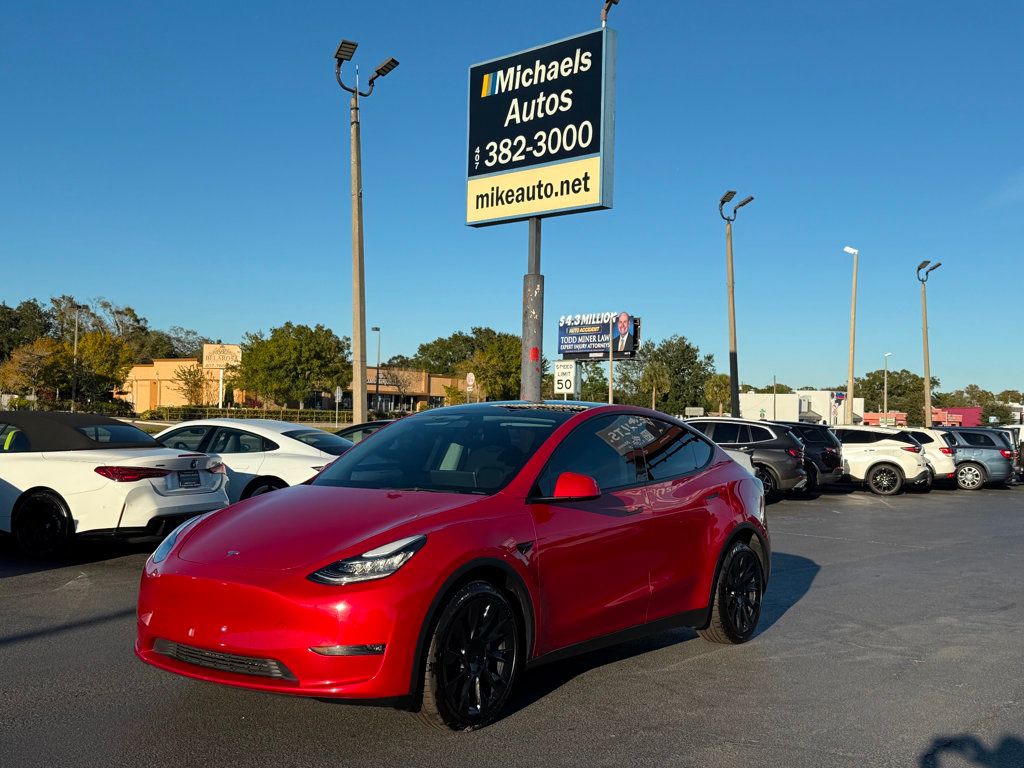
[176,485,480,571]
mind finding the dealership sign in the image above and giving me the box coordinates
[466,29,616,226]
[558,311,640,360]
[202,343,242,370]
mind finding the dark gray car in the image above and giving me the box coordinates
[687,418,807,496]
[771,421,843,493]
[938,427,1015,490]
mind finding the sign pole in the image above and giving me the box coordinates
[218,368,224,409]
[608,318,614,404]
[520,218,544,402]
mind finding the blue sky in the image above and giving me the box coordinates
[2,1,1022,392]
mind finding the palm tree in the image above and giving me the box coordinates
[640,358,671,410]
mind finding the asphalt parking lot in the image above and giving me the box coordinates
[2,486,1023,768]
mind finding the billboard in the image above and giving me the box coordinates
[466,28,616,226]
[558,311,640,360]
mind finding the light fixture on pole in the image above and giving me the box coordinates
[601,0,620,27]
[371,326,381,413]
[842,246,859,424]
[334,38,399,425]
[883,352,893,419]
[719,190,755,417]
[917,260,941,427]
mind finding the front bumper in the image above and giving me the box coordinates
[135,556,427,700]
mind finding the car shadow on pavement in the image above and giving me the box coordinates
[919,734,1024,767]
[0,534,154,579]
[500,550,819,722]
[0,607,136,648]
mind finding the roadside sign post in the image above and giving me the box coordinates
[334,386,343,427]
[466,372,476,403]
[554,360,578,399]
[467,25,617,403]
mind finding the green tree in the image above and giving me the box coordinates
[639,357,671,409]
[173,364,210,406]
[0,300,52,362]
[74,332,135,403]
[413,327,504,375]
[997,389,1024,404]
[754,381,793,394]
[443,384,467,405]
[981,401,1013,425]
[855,368,940,426]
[233,323,351,407]
[703,373,731,415]
[470,333,521,400]
[652,335,715,416]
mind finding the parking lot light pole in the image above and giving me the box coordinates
[917,260,941,427]
[70,303,87,413]
[719,191,754,417]
[843,246,859,424]
[883,352,893,418]
[335,39,399,424]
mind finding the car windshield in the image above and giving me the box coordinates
[75,423,158,446]
[283,429,354,456]
[313,408,572,494]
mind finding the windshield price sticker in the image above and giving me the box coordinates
[467,29,615,226]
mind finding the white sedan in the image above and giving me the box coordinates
[0,411,229,556]
[154,419,353,502]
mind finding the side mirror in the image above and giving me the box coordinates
[552,472,601,501]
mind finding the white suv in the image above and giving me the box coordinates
[833,426,930,495]
[904,427,958,482]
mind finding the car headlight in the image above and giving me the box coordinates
[308,535,426,586]
[151,513,214,564]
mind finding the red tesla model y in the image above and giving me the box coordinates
[136,402,770,730]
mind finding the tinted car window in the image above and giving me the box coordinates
[76,424,158,445]
[909,431,934,444]
[749,426,774,443]
[536,414,650,495]
[689,422,713,436]
[713,422,742,443]
[160,425,212,451]
[961,432,996,447]
[836,429,878,444]
[283,429,353,456]
[209,428,265,454]
[891,432,920,445]
[638,419,713,481]
[0,424,32,453]
[317,409,570,495]
[800,427,828,445]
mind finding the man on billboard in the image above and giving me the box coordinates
[613,312,634,353]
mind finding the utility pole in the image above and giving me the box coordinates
[520,218,544,402]
[843,246,860,424]
[917,260,942,427]
[719,191,754,417]
[607,316,614,404]
[882,357,888,417]
[372,326,381,413]
[70,303,86,412]
[334,39,399,424]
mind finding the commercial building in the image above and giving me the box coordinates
[738,391,865,425]
[118,358,229,412]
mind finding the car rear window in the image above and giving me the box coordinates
[283,430,354,456]
[797,427,827,445]
[76,424,158,446]
[892,432,921,446]
[961,432,996,447]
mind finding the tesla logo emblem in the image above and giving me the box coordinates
[190,459,198,469]
[226,550,240,557]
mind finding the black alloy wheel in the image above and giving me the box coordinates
[13,492,72,558]
[699,541,764,644]
[754,466,777,497]
[245,479,286,498]
[420,581,520,731]
[867,464,902,496]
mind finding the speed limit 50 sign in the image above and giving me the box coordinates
[554,360,579,396]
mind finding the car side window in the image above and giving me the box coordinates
[0,423,32,453]
[909,431,934,444]
[962,432,995,447]
[713,422,741,443]
[836,429,867,444]
[689,422,713,437]
[535,414,648,496]
[160,425,212,452]
[641,419,714,481]
[798,428,826,445]
[209,428,265,454]
[749,426,773,443]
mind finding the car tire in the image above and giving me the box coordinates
[753,465,778,497]
[13,490,73,558]
[866,463,903,496]
[698,540,765,645]
[955,462,986,491]
[419,581,521,731]
[242,478,287,499]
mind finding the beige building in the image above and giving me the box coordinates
[118,358,226,412]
